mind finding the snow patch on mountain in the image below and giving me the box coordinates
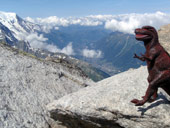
[0,11,41,40]
[0,11,75,55]
[0,29,2,39]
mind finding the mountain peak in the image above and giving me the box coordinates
[0,11,17,21]
[0,11,42,41]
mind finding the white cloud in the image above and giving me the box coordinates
[105,11,170,34]
[70,17,103,26]
[18,32,74,55]
[40,25,53,33]
[60,42,75,55]
[54,27,59,30]
[25,11,170,34]
[82,48,102,58]
[25,16,69,30]
[87,15,115,21]
[43,42,74,55]
[25,17,35,23]
[21,32,57,52]
[25,16,67,33]
[26,33,48,43]
[37,16,70,26]
[25,16,104,31]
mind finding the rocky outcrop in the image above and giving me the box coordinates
[0,43,94,128]
[47,66,170,128]
[158,24,170,54]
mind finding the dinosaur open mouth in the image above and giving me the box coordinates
[135,34,148,38]
[135,29,149,39]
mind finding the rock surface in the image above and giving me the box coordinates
[158,24,170,54]
[0,43,94,128]
[48,66,170,128]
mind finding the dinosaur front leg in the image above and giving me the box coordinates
[140,53,152,61]
[133,53,146,61]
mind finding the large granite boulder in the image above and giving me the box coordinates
[0,43,93,128]
[48,66,170,128]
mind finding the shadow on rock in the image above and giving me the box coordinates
[138,92,170,116]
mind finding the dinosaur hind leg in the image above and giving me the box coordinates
[141,88,158,102]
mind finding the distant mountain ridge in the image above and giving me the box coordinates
[0,11,39,51]
[48,26,145,75]
[0,11,110,82]
[0,22,18,46]
[0,11,41,40]
[0,11,145,79]
[93,32,145,74]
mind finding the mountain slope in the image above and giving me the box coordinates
[93,32,145,75]
[66,56,110,82]
[0,43,94,128]
[0,22,18,45]
[49,26,145,76]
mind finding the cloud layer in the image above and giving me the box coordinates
[19,32,74,55]
[60,42,75,55]
[23,11,170,56]
[82,48,102,58]
[25,11,170,34]
[25,16,104,32]
[105,11,170,34]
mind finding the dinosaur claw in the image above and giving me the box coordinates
[131,99,139,104]
[133,53,138,58]
[131,99,144,106]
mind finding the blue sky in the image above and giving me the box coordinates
[0,0,170,18]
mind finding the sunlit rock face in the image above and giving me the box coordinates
[0,43,93,128]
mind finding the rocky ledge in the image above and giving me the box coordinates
[47,66,170,128]
[0,43,94,128]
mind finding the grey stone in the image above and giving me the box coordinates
[48,66,170,128]
[0,43,94,128]
[158,24,170,54]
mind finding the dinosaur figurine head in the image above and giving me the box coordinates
[135,26,158,44]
